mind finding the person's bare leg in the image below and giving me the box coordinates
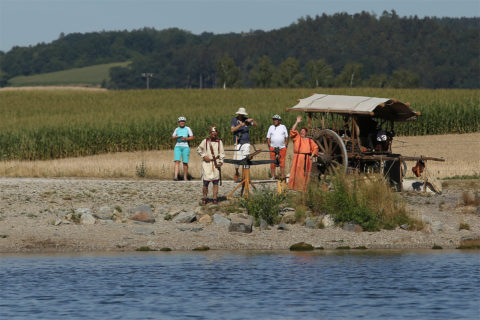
[280,166,286,180]
[202,185,209,204]
[174,161,180,180]
[183,163,188,181]
[271,167,276,179]
[213,184,219,203]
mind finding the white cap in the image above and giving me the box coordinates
[178,116,186,122]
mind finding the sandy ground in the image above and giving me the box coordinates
[1,133,479,180]
[0,177,478,253]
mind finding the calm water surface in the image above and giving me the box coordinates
[0,250,479,319]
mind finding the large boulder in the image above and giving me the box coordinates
[173,211,197,223]
[128,205,155,223]
[213,214,231,227]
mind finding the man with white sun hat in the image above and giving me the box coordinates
[230,107,257,182]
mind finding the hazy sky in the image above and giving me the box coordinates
[1,0,479,52]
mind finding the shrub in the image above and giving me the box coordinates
[459,223,470,231]
[298,170,416,231]
[240,189,286,225]
[136,161,147,178]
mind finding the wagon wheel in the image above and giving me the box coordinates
[311,129,348,177]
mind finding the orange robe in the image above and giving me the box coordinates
[288,130,319,191]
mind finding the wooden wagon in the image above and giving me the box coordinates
[287,94,444,191]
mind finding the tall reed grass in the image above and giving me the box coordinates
[0,88,478,160]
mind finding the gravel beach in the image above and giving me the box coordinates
[0,177,478,253]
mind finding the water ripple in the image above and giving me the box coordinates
[0,251,478,319]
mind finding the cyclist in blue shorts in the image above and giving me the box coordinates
[172,116,194,181]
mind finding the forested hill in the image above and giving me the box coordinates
[1,11,478,89]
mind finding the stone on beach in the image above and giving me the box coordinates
[94,206,115,220]
[322,215,335,227]
[199,214,212,224]
[277,223,289,230]
[229,213,253,225]
[80,212,96,225]
[132,227,155,236]
[173,211,197,223]
[213,214,231,227]
[128,205,155,223]
[304,217,317,229]
[289,242,314,251]
[342,222,363,233]
[259,219,269,230]
[228,222,252,233]
[281,212,296,224]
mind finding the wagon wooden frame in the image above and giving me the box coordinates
[286,94,445,191]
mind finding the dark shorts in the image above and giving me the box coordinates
[203,180,219,186]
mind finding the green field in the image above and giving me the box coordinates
[0,88,478,160]
[7,62,130,87]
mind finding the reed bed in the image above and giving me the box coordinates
[0,88,478,160]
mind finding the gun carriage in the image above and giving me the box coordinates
[287,94,444,191]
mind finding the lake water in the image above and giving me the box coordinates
[0,250,478,319]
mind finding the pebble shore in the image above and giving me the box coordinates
[0,178,478,253]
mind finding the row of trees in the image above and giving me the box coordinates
[217,56,419,88]
[1,11,479,89]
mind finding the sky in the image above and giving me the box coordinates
[1,0,479,52]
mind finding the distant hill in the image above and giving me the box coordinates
[0,11,478,89]
[7,62,130,87]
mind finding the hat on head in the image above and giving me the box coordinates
[235,107,248,116]
[272,114,281,120]
[178,116,186,122]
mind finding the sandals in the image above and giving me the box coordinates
[213,199,218,205]
[201,199,207,205]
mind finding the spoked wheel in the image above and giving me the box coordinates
[311,129,348,177]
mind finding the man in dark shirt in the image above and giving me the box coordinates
[230,107,257,182]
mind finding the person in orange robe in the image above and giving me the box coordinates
[288,115,319,191]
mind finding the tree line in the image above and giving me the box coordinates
[1,11,478,89]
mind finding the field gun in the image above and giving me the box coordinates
[223,145,283,198]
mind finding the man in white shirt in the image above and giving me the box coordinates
[266,114,289,179]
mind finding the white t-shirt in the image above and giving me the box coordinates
[266,124,288,148]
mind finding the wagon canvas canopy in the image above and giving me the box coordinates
[287,94,419,122]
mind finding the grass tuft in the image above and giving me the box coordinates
[298,170,419,231]
[240,189,285,225]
